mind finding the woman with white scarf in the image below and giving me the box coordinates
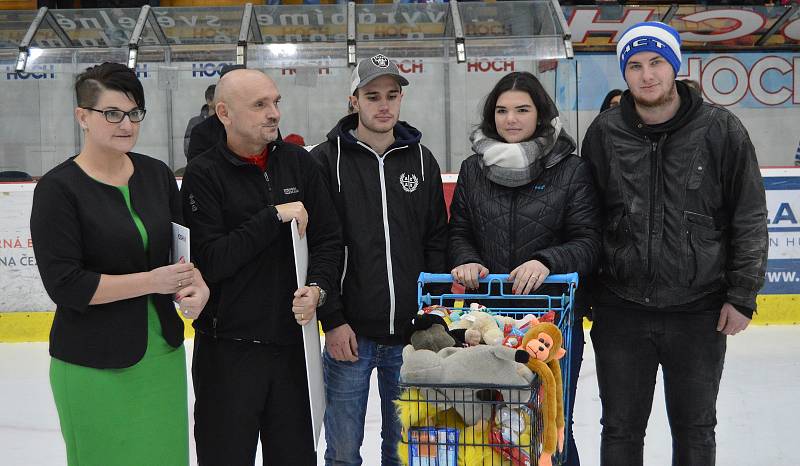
[448,71,601,466]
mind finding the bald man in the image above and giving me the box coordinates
[181,69,342,465]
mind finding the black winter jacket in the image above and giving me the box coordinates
[31,153,184,368]
[582,81,768,314]
[186,115,225,162]
[311,114,448,344]
[181,139,342,344]
[448,134,601,316]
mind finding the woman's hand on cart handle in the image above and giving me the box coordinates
[325,324,359,362]
[451,263,489,290]
[509,260,550,295]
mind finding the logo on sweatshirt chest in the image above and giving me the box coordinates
[399,173,419,193]
[283,186,299,195]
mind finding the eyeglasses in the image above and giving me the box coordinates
[82,107,146,123]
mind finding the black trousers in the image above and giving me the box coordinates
[591,306,727,466]
[192,333,316,466]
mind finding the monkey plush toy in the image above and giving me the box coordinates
[521,322,566,466]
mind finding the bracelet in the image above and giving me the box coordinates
[275,208,283,223]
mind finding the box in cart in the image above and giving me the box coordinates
[408,427,458,466]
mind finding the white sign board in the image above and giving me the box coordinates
[290,219,326,450]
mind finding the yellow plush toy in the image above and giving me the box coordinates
[395,388,466,465]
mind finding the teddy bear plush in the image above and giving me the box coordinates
[449,303,504,346]
[400,343,534,426]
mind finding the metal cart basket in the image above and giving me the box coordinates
[398,272,579,466]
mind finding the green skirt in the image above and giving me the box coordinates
[50,300,188,466]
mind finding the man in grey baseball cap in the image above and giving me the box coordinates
[310,53,448,466]
[350,53,409,95]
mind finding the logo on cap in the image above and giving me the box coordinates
[371,54,390,68]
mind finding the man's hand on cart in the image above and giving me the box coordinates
[292,285,320,326]
[451,262,489,290]
[276,201,309,238]
[325,323,359,362]
[509,260,550,295]
[717,302,751,336]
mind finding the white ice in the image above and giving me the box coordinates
[1,326,799,466]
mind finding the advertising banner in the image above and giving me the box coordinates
[763,169,800,294]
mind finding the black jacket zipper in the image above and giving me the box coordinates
[509,190,518,267]
[647,139,658,285]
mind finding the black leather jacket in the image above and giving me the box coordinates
[582,81,768,313]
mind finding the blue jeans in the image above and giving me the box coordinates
[591,307,726,466]
[323,335,403,466]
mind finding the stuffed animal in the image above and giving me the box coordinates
[420,304,454,325]
[394,388,466,465]
[403,312,458,352]
[449,303,504,346]
[495,314,539,349]
[462,421,508,466]
[521,322,566,466]
[400,344,534,425]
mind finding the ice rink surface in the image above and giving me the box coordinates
[2,325,799,466]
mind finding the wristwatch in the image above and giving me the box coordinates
[308,282,327,307]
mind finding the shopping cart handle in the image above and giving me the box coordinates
[418,272,579,287]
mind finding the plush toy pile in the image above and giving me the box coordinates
[398,303,567,466]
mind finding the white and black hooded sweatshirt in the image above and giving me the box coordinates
[311,114,448,345]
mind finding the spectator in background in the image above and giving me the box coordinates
[186,64,245,162]
[283,133,306,146]
[600,89,623,112]
[183,84,215,159]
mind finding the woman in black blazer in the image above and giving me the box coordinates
[30,62,209,466]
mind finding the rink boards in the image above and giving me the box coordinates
[1,169,799,342]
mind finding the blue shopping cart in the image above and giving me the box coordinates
[398,272,579,466]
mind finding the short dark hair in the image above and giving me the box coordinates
[75,62,144,110]
[478,72,558,143]
[204,84,216,102]
[600,89,623,112]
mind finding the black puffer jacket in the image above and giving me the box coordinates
[449,133,601,309]
[582,81,768,314]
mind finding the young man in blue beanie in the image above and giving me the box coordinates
[582,21,768,465]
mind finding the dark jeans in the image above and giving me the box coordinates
[323,335,403,466]
[192,334,316,466]
[591,307,727,466]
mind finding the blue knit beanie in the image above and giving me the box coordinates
[617,21,682,78]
